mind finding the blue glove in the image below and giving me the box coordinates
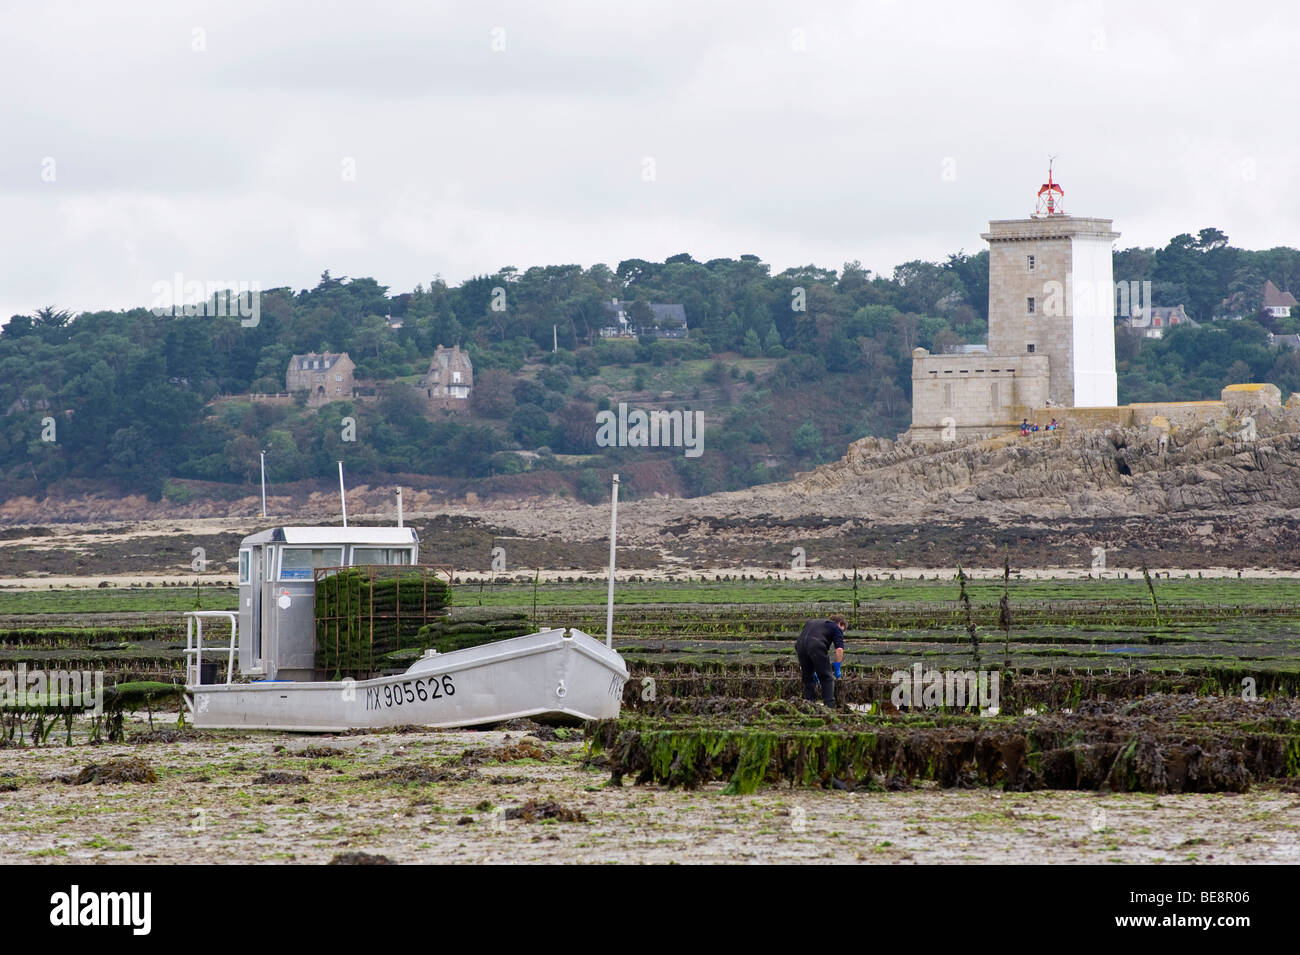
[832,661,842,679]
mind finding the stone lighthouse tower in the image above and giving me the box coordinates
[907,164,1122,441]
[983,163,1120,408]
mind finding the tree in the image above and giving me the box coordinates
[510,403,552,447]
[471,369,516,417]
[837,260,872,299]
[763,323,785,356]
[1225,267,1266,318]
[577,468,605,503]
[512,379,546,407]
[943,251,989,321]
[895,313,922,353]
[33,305,75,329]
[1154,234,1216,320]
[626,298,654,334]
[1197,228,1229,251]
[555,401,598,453]
[792,421,822,458]
[893,260,962,315]
[741,328,762,357]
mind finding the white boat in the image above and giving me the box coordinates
[184,523,628,731]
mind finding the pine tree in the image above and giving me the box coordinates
[763,323,785,356]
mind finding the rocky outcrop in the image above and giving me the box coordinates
[784,407,1300,520]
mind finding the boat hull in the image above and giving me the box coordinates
[189,627,627,732]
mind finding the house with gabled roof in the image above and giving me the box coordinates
[287,352,355,407]
[419,345,474,411]
[599,300,688,339]
[1122,304,1198,339]
[1263,280,1297,318]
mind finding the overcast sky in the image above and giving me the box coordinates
[4,0,1298,321]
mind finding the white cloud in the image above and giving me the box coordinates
[2,0,1297,319]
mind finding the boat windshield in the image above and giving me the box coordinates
[351,547,412,565]
[279,547,344,580]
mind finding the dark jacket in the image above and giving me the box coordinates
[797,619,845,651]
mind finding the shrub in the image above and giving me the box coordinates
[577,468,605,504]
[538,367,570,393]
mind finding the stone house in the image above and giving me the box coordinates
[286,352,355,407]
[420,345,474,411]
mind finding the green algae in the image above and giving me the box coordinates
[589,694,1298,796]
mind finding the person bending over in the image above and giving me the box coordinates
[796,613,846,705]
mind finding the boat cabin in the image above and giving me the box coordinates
[237,526,419,681]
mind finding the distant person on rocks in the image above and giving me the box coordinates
[1020,419,1030,436]
[796,614,846,705]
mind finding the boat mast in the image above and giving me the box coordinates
[605,473,619,649]
[338,461,348,527]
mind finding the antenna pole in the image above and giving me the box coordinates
[338,461,348,527]
[605,473,619,649]
[259,450,267,518]
[396,487,404,527]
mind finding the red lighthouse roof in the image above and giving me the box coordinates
[1035,159,1064,216]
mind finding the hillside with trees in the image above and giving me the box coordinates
[4,233,1298,505]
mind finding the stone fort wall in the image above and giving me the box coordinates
[910,349,1050,440]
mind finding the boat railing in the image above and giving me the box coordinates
[184,610,239,700]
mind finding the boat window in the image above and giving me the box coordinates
[279,547,344,580]
[351,547,412,565]
[238,550,251,584]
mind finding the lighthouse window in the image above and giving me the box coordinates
[279,547,344,580]
[1027,344,1036,353]
[1027,255,1035,271]
[1027,297,1036,314]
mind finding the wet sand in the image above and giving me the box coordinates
[2,721,1296,865]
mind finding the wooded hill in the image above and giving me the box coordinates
[5,230,1299,504]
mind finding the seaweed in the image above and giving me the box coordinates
[62,757,158,785]
[589,695,1296,795]
[314,568,452,676]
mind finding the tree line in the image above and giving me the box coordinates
[3,231,1296,501]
